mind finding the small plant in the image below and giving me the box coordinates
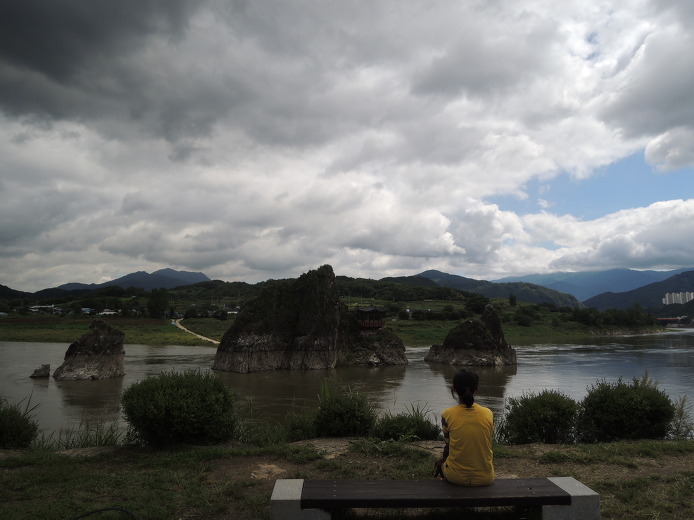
[497,390,578,444]
[283,407,318,442]
[0,396,39,449]
[577,375,675,443]
[372,403,441,442]
[669,396,693,440]
[35,419,125,450]
[313,379,376,437]
[121,370,237,446]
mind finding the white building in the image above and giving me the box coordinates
[662,292,694,305]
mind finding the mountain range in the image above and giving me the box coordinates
[582,270,694,311]
[0,269,211,300]
[493,268,694,301]
[3,267,694,313]
[55,268,211,292]
[414,270,580,308]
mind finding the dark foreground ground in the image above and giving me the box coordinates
[1,438,692,519]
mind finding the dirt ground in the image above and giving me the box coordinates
[269,438,690,480]
[3,439,692,519]
[204,438,693,519]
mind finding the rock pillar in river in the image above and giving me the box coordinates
[425,304,516,366]
[53,320,126,380]
[213,265,408,373]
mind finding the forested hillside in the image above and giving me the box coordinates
[583,271,694,311]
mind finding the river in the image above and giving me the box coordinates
[1,330,692,435]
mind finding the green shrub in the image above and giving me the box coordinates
[283,408,318,442]
[669,396,693,440]
[121,370,237,446]
[577,376,675,443]
[372,404,441,441]
[313,380,376,437]
[0,397,39,449]
[498,390,578,444]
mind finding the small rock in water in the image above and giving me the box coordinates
[30,364,50,378]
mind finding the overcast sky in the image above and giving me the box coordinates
[2,0,694,292]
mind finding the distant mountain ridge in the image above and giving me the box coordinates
[415,270,581,308]
[582,270,694,311]
[55,269,211,292]
[493,268,694,301]
[3,267,693,314]
[0,284,29,300]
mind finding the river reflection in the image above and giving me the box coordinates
[0,330,692,435]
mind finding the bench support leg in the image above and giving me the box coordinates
[542,477,600,520]
[271,479,331,520]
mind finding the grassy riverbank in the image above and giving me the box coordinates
[0,315,214,346]
[0,314,664,347]
[1,439,691,519]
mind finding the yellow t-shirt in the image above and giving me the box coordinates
[441,403,494,486]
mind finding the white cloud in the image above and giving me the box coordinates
[1,1,693,292]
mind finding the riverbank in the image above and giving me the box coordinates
[0,315,214,346]
[0,314,669,347]
[1,439,691,519]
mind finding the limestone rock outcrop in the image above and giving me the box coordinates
[212,265,408,373]
[425,304,516,366]
[350,328,408,366]
[53,320,126,380]
[30,364,50,378]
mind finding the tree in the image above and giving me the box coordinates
[147,288,169,318]
[509,293,517,307]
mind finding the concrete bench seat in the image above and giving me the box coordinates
[271,477,600,519]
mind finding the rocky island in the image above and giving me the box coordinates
[212,265,407,373]
[425,304,517,366]
[53,320,126,380]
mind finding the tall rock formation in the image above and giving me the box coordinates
[425,304,516,366]
[53,320,126,380]
[212,265,407,373]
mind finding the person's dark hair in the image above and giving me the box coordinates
[452,370,479,408]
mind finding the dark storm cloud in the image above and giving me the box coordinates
[0,0,216,145]
[0,0,195,82]
[2,0,694,292]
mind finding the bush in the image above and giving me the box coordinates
[121,370,237,446]
[283,408,318,442]
[372,404,441,442]
[0,397,39,449]
[669,396,693,440]
[313,380,376,437]
[576,376,675,442]
[498,390,578,444]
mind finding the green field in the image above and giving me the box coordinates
[0,310,659,348]
[0,315,214,346]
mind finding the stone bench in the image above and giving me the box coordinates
[271,477,600,519]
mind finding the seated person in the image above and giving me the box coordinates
[435,370,494,486]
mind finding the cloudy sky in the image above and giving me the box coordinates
[2,0,694,292]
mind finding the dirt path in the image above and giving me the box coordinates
[172,319,220,344]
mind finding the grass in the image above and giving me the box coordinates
[0,315,212,346]
[179,317,234,342]
[1,309,663,347]
[595,474,693,519]
[1,439,692,519]
[388,319,460,346]
[34,420,127,450]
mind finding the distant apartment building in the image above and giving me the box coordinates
[662,291,694,305]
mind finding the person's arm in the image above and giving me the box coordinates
[434,416,449,477]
